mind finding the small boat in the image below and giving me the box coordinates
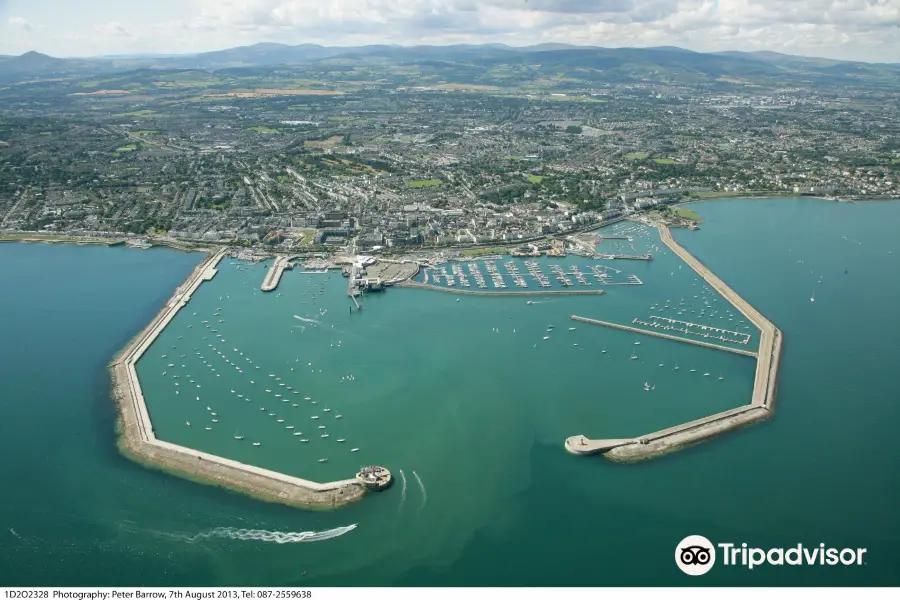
[689,368,697,373]
[318,458,328,463]
[211,419,218,423]
[335,415,343,419]
[321,434,330,439]
[718,375,725,381]
[186,421,191,426]
[300,439,309,443]
[323,408,331,413]
[634,341,641,346]
[630,351,638,361]
[337,439,346,443]
[543,336,550,340]
[674,364,680,371]
[205,427,212,431]
[234,435,244,440]
[293,431,303,436]
[351,448,360,452]
[601,348,607,354]
[318,425,326,429]
[252,442,261,447]
[311,416,319,420]
[277,419,285,423]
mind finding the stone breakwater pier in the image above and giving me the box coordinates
[261,256,293,292]
[566,225,783,462]
[109,248,366,509]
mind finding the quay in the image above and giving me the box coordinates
[567,224,783,462]
[595,253,652,260]
[261,256,293,292]
[397,281,606,297]
[570,316,758,358]
[109,248,367,509]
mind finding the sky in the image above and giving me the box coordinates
[0,0,898,62]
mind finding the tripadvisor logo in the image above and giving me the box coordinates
[675,535,867,576]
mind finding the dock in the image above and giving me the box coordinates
[567,224,783,462]
[570,316,758,358]
[261,256,292,292]
[109,248,366,509]
[595,253,652,260]
[397,281,606,297]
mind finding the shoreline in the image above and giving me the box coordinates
[566,224,783,462]
[108,247,367,510]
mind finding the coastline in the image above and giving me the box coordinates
[107,247,367,510]
[566,224,783,462]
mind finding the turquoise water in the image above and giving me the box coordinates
[1,198,898,586]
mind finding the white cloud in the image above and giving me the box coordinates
[8,16,33,31]
[93,22,133,37]
[4,0,900,61]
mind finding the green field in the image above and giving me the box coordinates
[653,158,679,165]
[527,174,544,184]
[624,152,649,160]
[892,158,900,164]
[112,110,155,118]
[675,208,704,222]
[407,179,443,188]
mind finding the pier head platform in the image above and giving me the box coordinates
[356,466,393,491]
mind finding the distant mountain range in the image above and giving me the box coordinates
[1,43,898,89]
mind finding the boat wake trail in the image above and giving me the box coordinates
[398,469,408,514]
[293,315,321,325]
[181,524,357,544]
[412,470,427,512]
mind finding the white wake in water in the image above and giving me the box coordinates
[183,524,357,544]
[293,315,321,325]
[412,470,427,512]
[398,469,408,513]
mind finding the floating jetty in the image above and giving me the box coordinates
[570,316,758,358]
[397,281,606,297]
[566,224,783,462]
[109,248,366,509]
[261,256,293,292]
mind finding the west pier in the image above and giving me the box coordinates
[109,249,368,509]
[566,225,783,462]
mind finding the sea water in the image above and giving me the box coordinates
[1,198,898,586]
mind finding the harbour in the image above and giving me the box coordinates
[1,198,898,586]
[566,224,783,461]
